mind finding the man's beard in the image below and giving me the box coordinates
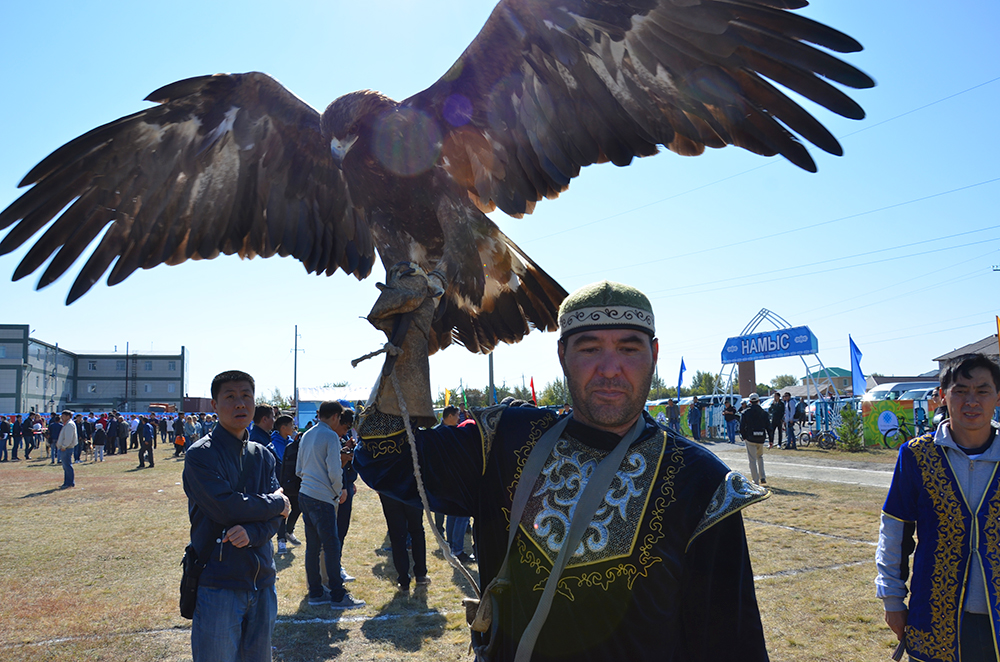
[565,366,654,432]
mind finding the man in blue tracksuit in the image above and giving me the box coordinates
[183,370,290,662]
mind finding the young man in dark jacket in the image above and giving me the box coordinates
[182,370,290,662]
[740,393,771,485]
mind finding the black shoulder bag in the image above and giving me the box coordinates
[179,443,256,619]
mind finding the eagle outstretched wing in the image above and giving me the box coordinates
[406,0,875,217]
[0,72,374,303]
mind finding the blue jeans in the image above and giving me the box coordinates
[59,448,74,487]
[51,441,59,463]
[726,419,738,444]
[299,493,345,600]
[786,421,797,448]
[191,584,276,662]
[446,516,470,556]
[689,417,701,441]
[0,437,7,461]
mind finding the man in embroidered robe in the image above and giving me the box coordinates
[876,353,1000,662]
[356,270,770,661]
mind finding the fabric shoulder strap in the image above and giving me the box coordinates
[497,414,645,662]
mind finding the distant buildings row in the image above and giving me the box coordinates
[0,324,187,414]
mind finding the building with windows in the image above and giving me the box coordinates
[0,324,186,414]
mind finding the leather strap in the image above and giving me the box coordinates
[504,414,646,662]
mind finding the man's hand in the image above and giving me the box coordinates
[222,525,250,548]
[339,488,348,504]
[274,487,291,518]
[885,609,907,640]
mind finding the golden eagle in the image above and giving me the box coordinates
[0,0,872,354]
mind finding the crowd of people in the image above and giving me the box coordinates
[0,410,221,488]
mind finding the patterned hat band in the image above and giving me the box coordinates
[558,305,655,338]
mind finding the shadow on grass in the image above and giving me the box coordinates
[19,486,63,498]
[274,615,348,661]
[359,586,446,651]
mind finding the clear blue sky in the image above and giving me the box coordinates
[1,0,998,400]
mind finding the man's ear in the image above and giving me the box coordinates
[557,339,567,373]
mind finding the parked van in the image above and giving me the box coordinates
[861,381,939,402]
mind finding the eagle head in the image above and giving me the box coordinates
[322,90,396,167]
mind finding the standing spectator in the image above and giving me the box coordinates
[432,406,461,536]
[182,370,290,662]
[56,410,77,489]
[687,395,704,441]
[173,415,186,456]
[92,423,107,462]
[378,491,430,591]
[184,415,198,450]
[250,405,275,449]
[73,413,87,463]
[276,417,303,552]
[47,414,62,464]
[269,415,294,464]
[11,414,23,461]
[296,401,364,609]
[723,399,740,444]
[129,415,139,450]
[664,398,681,434]
[117,414,130,455]
[138,416,155,468]
[23,414,36,460]
[739,393,770,485]
[106,415,118,456]
[0,415,9,462]
[337,409,359,583]
[876,354,1000,661]
[768,391,785,449]
[781,392,798,450]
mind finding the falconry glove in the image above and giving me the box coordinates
[366,262,444,427]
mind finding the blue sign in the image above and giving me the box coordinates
[721,326,819,364]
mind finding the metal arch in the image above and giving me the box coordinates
[713,308,841,403]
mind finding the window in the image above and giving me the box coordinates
[116,360,126,371]
[87,384,97,394]
[88,360,97,371]
[168,361,176,371]
[0,346,6,358]
[144,361,153,371]
[144,384,152,393]
[36,375,40,387]
[167,383,176,394]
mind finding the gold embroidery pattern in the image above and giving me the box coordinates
[506,415,557,507]
[905,437,965,662]
[514,430,678,596]
[365,435,404,459]
[980,465,1000,616]
[473,404,506,471]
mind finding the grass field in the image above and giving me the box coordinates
[0,442,899,661]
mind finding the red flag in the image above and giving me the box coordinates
[530,377,537,404]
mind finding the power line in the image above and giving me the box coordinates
[523,75,1000,247]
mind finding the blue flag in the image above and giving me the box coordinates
[849,336,865,398]
[677,358,686,398]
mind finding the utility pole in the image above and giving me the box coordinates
[488,352,495,405]
[292,326,304,421]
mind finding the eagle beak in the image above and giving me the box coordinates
[330,135,358,168]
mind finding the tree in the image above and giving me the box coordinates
[649,374,668,400]
[322,381,349,388]
[770,374,798,389]
[755,383,771,396]
[689,370,721,396]
[538,379,571,407]
[258,387,293,410]
[836,405,865,452]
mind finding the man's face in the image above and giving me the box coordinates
[943,367,1000,442]
[442,413,459,426]
[783,394,790,402]
[558,328,657,435]
[212,381,256,436]
[258,412,275,432]
[278,422,296,438]
[60,413,70,425]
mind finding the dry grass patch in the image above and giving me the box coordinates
[0,448,901,661]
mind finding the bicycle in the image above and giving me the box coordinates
[798,428,838,450]
[882,418,914,449]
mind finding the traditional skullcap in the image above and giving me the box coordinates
[558,281,655,339]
